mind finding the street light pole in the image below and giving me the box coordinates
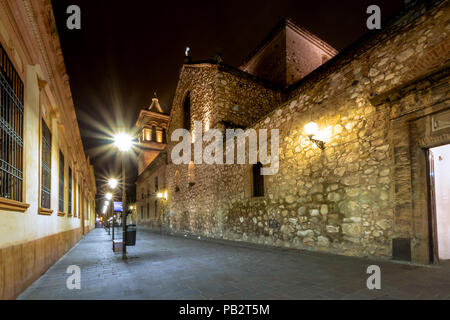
[121,156,127,259]
[113,132,133,260]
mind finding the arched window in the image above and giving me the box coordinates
[151,126,157,141]
[183,92,191,131]
[188,161,195,186]
[162,128,167,143]
[253,162,264,197]
[174,170,180,192]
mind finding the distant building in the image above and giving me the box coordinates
[136,1,449,264]
[135,98,169,228]
[0,0,96,299]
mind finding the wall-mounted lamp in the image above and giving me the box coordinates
[304,121,325,150]
[157,191,168,201]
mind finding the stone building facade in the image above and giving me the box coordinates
[135,98,169,227]
[0,0,96,299]
[137,0,449,264]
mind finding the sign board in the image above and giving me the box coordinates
[432,109,450,132]
[113,201,123,212]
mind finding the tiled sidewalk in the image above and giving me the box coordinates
[18,228,450,300]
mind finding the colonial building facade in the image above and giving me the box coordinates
[136,0,449,264]
[0,0,96,299]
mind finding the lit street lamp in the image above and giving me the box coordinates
[108,178,118,189]
[113,132,133,260]
[114,132,133,152]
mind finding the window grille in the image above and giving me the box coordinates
[68,167,72,214]
[0,44,24,202]
[41,120,51,209]
[59,151,64,212]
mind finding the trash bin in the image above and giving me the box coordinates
[125,224,136,246]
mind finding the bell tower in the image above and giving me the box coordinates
[136,97,170,175]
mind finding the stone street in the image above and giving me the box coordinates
[18,228,450,300]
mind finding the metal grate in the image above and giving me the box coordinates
[41,120,52,209]
[59,151,64,212]
[0,44,24,202]
[77,184,80,218]
[68,167,72,214]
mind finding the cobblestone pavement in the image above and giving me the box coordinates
[18,228,450,300]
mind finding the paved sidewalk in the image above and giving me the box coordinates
[18,228,450,300]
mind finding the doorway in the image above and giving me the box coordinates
[428,144,450,262]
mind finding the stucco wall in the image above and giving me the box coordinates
[0,0,96,299]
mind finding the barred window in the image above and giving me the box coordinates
[183,92,191,131]
[154,176,158,192]
[253,162,264,197]
[0,44,24,202]
[68,167,72,214]
[59,151,64,212]
[41,120,51,209]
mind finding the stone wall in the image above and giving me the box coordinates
[160,0,449,263]
[136,152,167,229]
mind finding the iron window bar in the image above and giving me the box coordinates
[0,44,24,202]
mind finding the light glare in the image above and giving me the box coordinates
[114,132,133,152]
[305,122,319,137]
[108,178,118,189]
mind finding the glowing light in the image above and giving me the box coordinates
[113,132,133,152]
[104,200,109,206]
[305,122,319,137]
[105,192,113,200]
[108,178,118,189]
[157,191,168,200]
[129,205,134,210]
[156,130,162,143]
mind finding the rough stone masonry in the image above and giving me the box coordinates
[136,0,450,264]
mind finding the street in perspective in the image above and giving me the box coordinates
[0,0,449,310]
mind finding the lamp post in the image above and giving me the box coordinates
[113,132,133,260]
[106,180,117,236]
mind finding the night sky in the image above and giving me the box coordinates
[50,0,405,204]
